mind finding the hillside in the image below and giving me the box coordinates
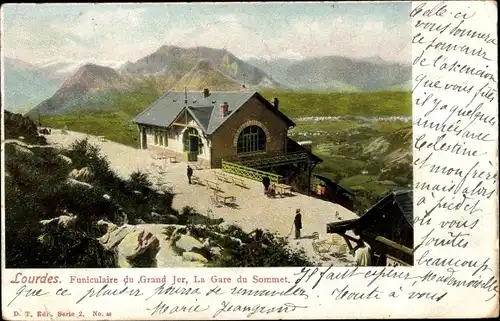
[121,45,282,89]
[295,120,413,214]
[4,113,313,268]
[4,110,47,145]
[260,89,411,118]
[171,60,243,91]
[3,57,63,113]
[27,64,130,117]
[247,56,411,92]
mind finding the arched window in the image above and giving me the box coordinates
[237,125,266,154]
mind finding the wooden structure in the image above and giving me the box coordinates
[326,190,413,266]
[311,175,355,210]
[221,160,281,184]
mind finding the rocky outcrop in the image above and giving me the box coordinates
[97,220,118,234]
[99,224,137,249]
[40,215,77,231]
[12,144,34,156]
[182,251,208,263]
[175,234,203,252]
[98,224,211,268]
[67,178,93,189]
[68,167,94,182]
[55,154,72,165]
[117,229,160,267]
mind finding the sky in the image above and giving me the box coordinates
[1,2,411,66]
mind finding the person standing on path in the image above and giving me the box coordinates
[294,209,302,239]
[262,176,271,195]
[187,165,193,184]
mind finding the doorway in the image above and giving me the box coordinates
[183,127,201,162]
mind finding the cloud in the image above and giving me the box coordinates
[2,5,410,65]
[51,8,146,41]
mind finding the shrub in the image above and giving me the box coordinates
[210,231,311,267]
[129,170,152,190]
[4,110,47,145]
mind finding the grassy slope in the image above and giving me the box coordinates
[42,87,411,147]
[260,89,411,118]
[42,85,161,147]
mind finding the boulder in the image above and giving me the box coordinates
[175,234,203,252]
[150,212,162,220]
[217,221,232,232]
[97,220,118,234]
[68,167,94,182]
[182,251,208,264]
[55,154,72,165]
[13,144,34,156]
[135,219,146,224]
[67,178,93,189]
[163,214,179,224]
[78,167,94,181]
[68,169,80,179]
[117,229,160,267]
[103,194,111,200]
[99,224,136,250]
[40,215,76,230]
[18,136,25,140]
[210,246,222,257]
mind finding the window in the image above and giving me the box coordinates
[159,133,164,146]
[153,130,168,147]
[237,125,266,153]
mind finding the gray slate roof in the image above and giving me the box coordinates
[326,189,413,233]
[133,91,294,135]
[393,190,413,228]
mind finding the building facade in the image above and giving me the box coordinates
[133,89,313,170]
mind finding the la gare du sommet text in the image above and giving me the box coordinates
[66,274,291,285]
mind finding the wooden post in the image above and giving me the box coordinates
[307,161,312,196]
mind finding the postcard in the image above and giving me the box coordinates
[1,1,498,319]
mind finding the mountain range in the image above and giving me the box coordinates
[246,56,411,92]
[3,45,411,116]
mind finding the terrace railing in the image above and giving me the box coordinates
[221,160,282,184]
[232,151,310,169]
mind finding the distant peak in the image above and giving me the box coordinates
[154,45,180,54]
[195,59,213,71]
[76,63,117,73]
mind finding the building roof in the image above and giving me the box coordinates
[327,189,413,234]
[286,138,323,164]
[133,91,295,135]
[393,190,413,228]
[313,174,354,195]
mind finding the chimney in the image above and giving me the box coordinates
[203,88,210,98]
[220,102,229,118]
[273,97,279,109]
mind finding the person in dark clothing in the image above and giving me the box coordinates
[187,165,193,184]
[294,209,302,239]
[262,176,271,195]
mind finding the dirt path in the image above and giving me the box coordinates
[44,130,358,266]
